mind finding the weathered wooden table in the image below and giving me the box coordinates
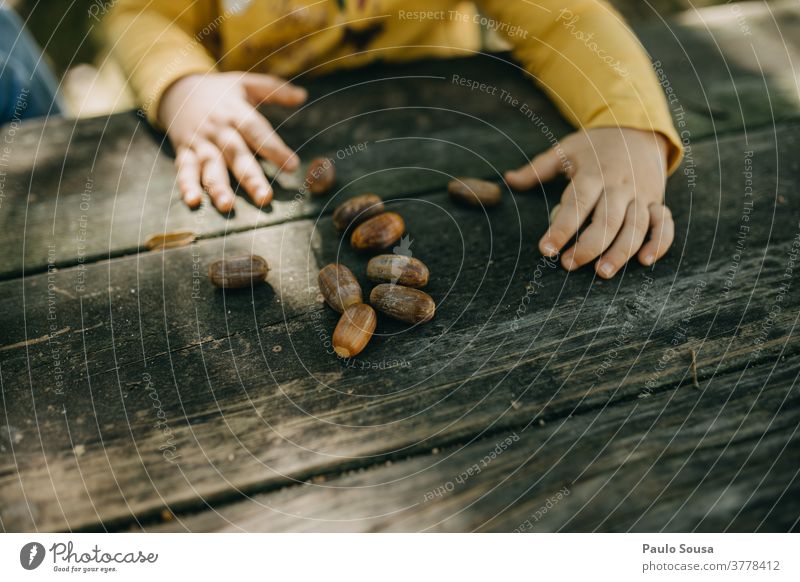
[1,2,798,532]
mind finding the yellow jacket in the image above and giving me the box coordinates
[101,0,682,172]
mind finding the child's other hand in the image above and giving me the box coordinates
[505,127,673,279]
[159,72,307,212]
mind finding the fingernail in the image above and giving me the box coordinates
[643,254,654,265]
[256,188,269,205]
[542,242,557,256]
[599,262,614,277]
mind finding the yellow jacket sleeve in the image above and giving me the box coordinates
[100,0,218,127]
[475,0,683,173]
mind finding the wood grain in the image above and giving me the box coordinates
[1,1,798,278]
[1,1,798,533]
[145,352,800,532]
[1,121,798,531]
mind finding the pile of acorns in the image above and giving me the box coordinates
[206,159,502,359]
[318,192,436,358]
[309,159,507,360]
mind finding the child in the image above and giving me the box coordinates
[101,0,681,279]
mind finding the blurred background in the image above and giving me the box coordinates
[3,0,774,119]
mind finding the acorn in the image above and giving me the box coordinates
[367,255,429,288]
[448,177,501,207]
[306,157,336,196]
[332,304,377,358]
[350,212,405,252]
[317,263,363,313]
[144,230,196,251]
[208,255,269,288]
[332,194,385,232]
[370,284,435,324]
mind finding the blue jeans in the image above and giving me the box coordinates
[0,8,63,124]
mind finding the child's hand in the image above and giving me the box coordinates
[505,127,673,279]
[158,72,308,212]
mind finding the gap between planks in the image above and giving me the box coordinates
[3,117,797,285]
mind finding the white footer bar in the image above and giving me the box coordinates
[1,533,796,580]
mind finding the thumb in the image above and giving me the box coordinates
[505,147,563,190]
[242,73,308,107]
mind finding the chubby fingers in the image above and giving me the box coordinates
[638,204,674,266]
[234,104,299,171]
[241,73,308,107]
[595,202,651,279]
[194,141,236,213]
[213,127,272,207]
[560,190,628,271]
[539,175,603,258]
[505,146,563,190]
[175,147,204,208]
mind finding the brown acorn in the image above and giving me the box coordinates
[317,263,363,313]
[144,230,196,251]
[306,157,335,196]
[448,177,501,207]
[366,255,429,288]
[370,284,435,324]
[350,212,405,252]
[332,304,377,358]
[208,255,269,288]
[332,194,385,232]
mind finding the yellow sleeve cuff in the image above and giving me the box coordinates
[100,2,218,129]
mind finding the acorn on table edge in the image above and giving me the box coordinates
[447,177,502,207]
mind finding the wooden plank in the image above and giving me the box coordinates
[641,0,800,139]
[0,56,562,280]
[1,121,798,531]
[145,352,800,532]
[1,1,799,278]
